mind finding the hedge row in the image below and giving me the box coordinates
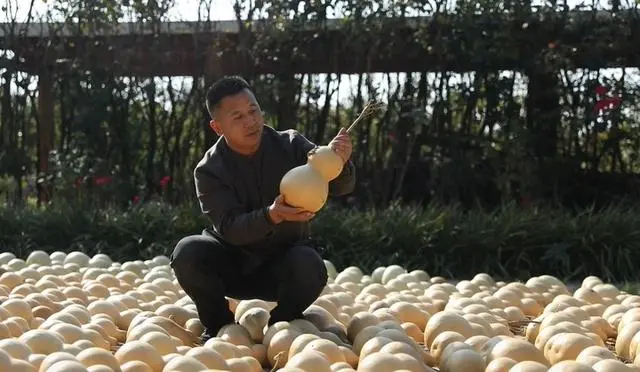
[1,201,639,283]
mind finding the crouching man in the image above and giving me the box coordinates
[169,76,356,342]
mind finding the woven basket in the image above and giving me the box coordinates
[508,318,540,336]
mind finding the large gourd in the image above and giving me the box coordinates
[307,146,345,182]
[279,101,384,212]
[279,164,329,213]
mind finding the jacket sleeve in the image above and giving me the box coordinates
[328,159,356,196]
[290,131,357,197]
[194,166,276,247]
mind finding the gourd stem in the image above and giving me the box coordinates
[346,100,386,134]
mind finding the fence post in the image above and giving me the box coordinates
[37,67,54,206]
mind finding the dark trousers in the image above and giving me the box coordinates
[169,231,328,335]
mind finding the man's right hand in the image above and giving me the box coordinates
[267,195,315,224]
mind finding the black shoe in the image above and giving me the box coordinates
[199,322,238,345]
[198,329,216,345]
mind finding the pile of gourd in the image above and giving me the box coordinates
[1,250,640,371]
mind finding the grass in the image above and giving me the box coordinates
[621,282,640,295]
[2,199,640,283]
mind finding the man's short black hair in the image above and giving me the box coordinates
[206,76,252,118]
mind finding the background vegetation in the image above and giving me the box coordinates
[1,0,640,281]
[2,201,640,283]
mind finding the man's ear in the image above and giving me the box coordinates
[209,119,223,136]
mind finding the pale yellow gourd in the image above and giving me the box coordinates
[6,249,640,372]
[280,164,329,213]
[307,145,345,181]
[279,101,384,213]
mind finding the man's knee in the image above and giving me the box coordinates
[285,246,328,289]
[170,235,211,273]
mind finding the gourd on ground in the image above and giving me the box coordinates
[1,249,640,371]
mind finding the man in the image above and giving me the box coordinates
[170,76,356,342]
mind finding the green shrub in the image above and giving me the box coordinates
[1,200,639,283]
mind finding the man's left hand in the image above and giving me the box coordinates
[328,128,352,163]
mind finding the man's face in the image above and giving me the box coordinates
[210,89,265,155]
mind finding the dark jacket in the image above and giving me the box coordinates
[193,125,356,258]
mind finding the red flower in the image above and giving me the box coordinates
[594,85,608,96]
[132,195,141,203]
[159,176,172,187]
[520,194,532,208]
[94,176,112,186]
[594,96,621,113]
